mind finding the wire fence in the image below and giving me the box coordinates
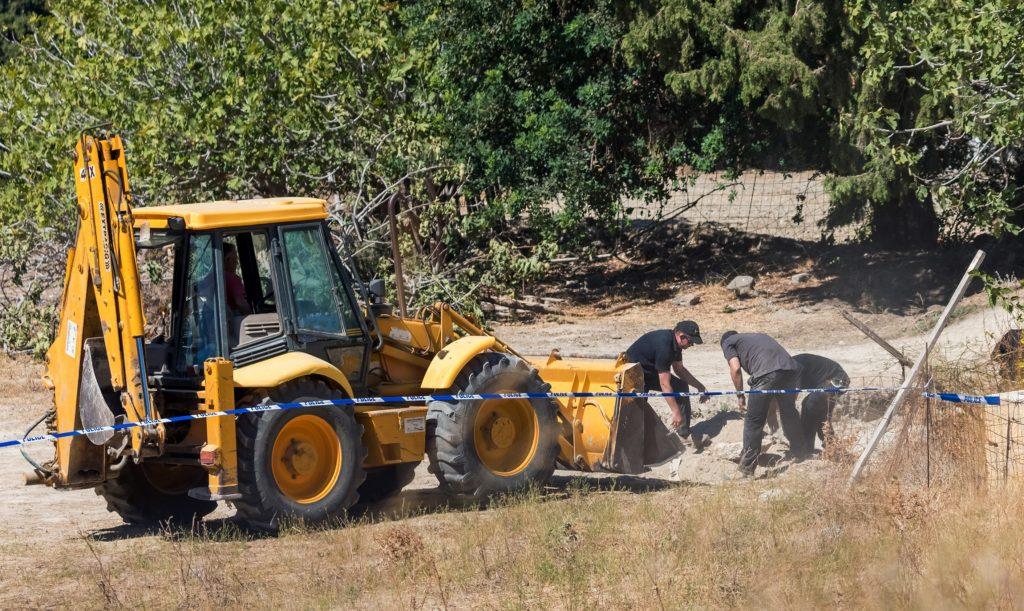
[983,400,1024,484]
[627,170,858,243]
[856,324,1024,490]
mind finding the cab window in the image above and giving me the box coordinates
[222,230,282,350]
[281,226,347,335]
[175,233,218,371]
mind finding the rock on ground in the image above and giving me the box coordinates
[726,275,755,298]
[674,292,702,306]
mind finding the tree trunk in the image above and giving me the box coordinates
[869,172,939,247]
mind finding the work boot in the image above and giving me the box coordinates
[723,465,755,481]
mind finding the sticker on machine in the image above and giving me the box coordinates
[403,416,426,434]
[64,320,78,358]
[388,327,413,343]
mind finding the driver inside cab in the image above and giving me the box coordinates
[222,241,252,316]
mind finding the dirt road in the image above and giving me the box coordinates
[0,297,1013,548]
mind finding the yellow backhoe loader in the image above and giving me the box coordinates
[29,132,679,529]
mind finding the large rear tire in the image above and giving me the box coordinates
[96,462,216,526]
[234,379,365,531]
[426,352,559,501]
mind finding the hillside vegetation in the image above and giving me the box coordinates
[1,1,1022,351]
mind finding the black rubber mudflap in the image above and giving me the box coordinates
[606,398,682,474]
[79,339,118,445]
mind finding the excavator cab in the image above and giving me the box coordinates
[37,133,677,530]
[138,216,370,383]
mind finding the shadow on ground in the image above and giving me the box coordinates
[84,470,686,541]
[693,410,743,438]
[540,219,1020,315]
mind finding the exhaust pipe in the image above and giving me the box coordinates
[387,190,408,318]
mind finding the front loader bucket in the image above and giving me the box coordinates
[604,362,681,473]
[530,355,682,475]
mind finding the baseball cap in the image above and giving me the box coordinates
[674,320,703,344]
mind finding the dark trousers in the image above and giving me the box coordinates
[800,393,835,449]
[740,370,807,472]
[643,373,691,430]
[800,374,850,449]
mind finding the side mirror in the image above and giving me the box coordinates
[367,278,385,304]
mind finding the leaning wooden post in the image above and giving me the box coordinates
[924,342,932,488]
[848,250,986,486]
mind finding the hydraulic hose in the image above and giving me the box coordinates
[19,409,55,477]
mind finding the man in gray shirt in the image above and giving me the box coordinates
[720,331,809,475]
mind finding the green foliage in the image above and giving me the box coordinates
[0,0,435,229]
[408,0,691,251]
[622,0,1024,248]
[0,0,438,351]
[0,292,54,355]
[0,222,60,355]
[977,271,1024,323]
[1,0,1022,353]
[837,0,1024,243]
[0,0,46,61]
[621,0,856,170]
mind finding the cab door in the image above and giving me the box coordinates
[277,223,369,388]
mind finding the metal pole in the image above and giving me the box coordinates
[1005,413,1012,483]
[925,343,931,488]
[387,191,408,318]
[925,345,933,489]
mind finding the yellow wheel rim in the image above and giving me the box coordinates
[271,415,342,504]
[473,393,540,476]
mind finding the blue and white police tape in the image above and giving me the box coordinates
[1,385,909,451]
[922,391,1002,405]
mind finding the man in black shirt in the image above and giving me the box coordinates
[793,353,850,451]
[720,330,809,475]
[625,321,710,446]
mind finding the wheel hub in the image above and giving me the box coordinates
[281,439,319,478]
[271,415,343,504]
[488,416,515,449]
[472,395,541,476]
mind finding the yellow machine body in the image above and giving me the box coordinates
[233,352,355,398]
[530,354,645,471]
[370,306,652,473]
[44,135,160,487]
[40,133,666,513]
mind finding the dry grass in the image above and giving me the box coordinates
[4,334,1021,608]
[1,472,1023,609]
[0,354,47,430]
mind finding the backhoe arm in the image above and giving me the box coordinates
[44,134,160,485]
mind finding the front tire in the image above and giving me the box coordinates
[96,462,216,526]
[234,379,365,530]
[426,352,559,501]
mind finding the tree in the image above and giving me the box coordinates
[837,0,1024,243]
[621,0,1023,247]
[621,0,857,172]
[0,0,438,352]
[0,0,46,62]
[405,0,692,258]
